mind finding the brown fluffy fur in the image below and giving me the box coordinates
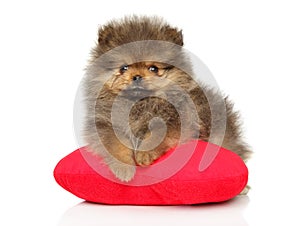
[83,16,252,185]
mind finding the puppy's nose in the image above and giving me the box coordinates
[132,75,142,83]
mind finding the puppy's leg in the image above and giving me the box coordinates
[135,148,164,166]
[135,131,180,166]
[104,139,136,182]
[240,185,250,195]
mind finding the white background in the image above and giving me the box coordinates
[1,0,300,225]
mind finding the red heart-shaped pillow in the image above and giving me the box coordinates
[54,140,248,205]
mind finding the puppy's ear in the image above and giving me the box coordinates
[97,25,116,53]
[164,27,184,46]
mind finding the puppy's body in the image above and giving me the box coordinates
[83,16,251,183]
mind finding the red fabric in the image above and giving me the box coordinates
[54,140,248,205]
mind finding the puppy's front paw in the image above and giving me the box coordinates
[109,162,136,182]
[135,150,161,166]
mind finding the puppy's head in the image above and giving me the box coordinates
[87,16,195,101]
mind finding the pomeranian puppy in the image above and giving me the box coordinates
[83,16,251,184]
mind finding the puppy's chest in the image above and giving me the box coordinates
[127,98,180,137]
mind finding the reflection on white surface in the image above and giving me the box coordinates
[58,196,249,226]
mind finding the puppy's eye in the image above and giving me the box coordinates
[148,65,158,73]
[120,65,129,73]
